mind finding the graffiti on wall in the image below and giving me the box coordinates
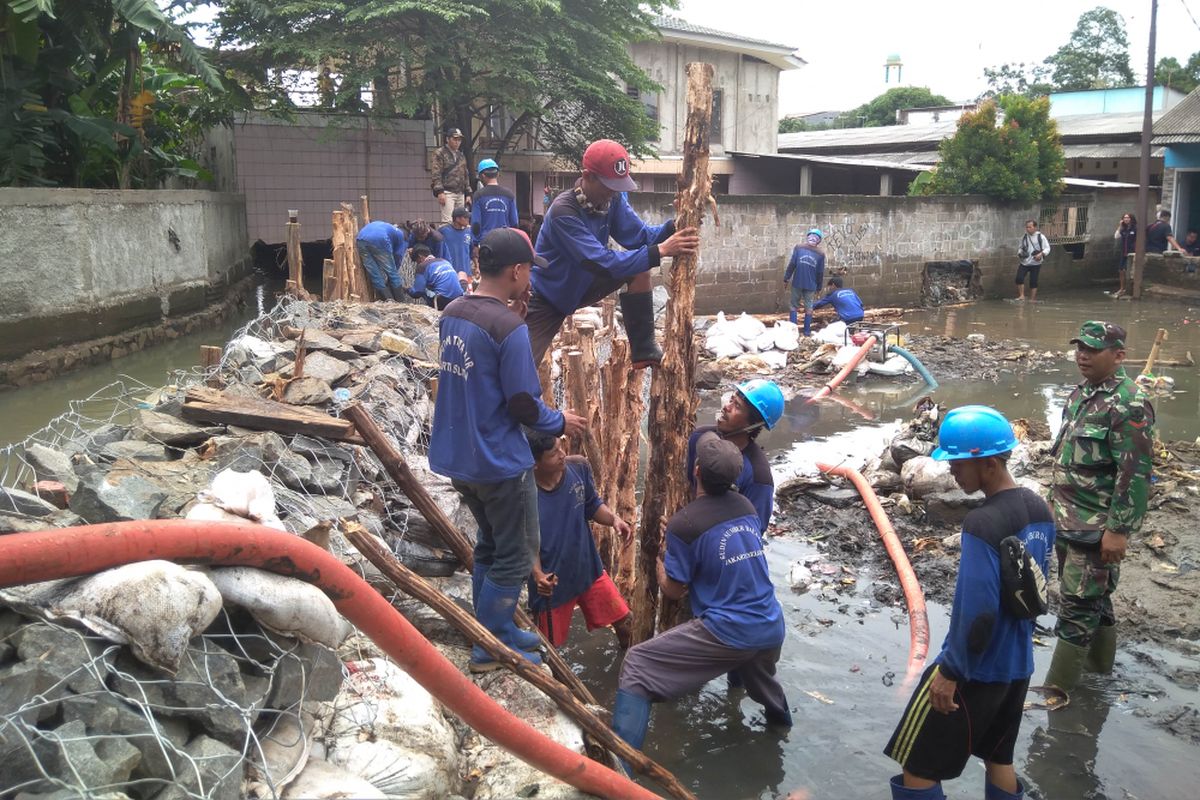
[818,221,883,268]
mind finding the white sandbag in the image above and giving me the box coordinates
[201,468,285,529]
[283,758,387,800]
[324,658,458,799]
[233,334,286,362]
[730,312,767,341]
[754,329,778,351]
[814,320,849,345]
[0,561,223,673]
[733,354,772,372]
[705,333,744,360]
[772,321,801,351]
[705,310,731,338]
[866,355,913,376]
[207,566,351,648]
[900,456,960,499]
[738,350,788,371]
[830,344,865,369]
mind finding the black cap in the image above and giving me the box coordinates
[695,431,743,487]
[479,227,547,271]
[447,127,463,138]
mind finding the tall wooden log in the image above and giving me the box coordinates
[331,210,351,301]
[537,350,556,409]
[596,339,631,573]
[286,211,303,290]
[342,403,597,706]
[566,350,606,486]
[632,62,713,643]
[360,194,371,224]
[322,257,337,301]
[344,525,697,800]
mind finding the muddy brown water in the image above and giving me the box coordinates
[1,288,1197,797]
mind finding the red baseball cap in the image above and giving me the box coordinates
[583,139,638,192]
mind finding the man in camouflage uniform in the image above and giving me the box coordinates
[1045,321,1155,691]
[431,128,472,223]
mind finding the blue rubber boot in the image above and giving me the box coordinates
[803,312,812,337]
[471,562,488,613]
[789,308,798,325]
[985,779,1025,800]
[612,689,653,775]
[889,775,946,800]
[469,578,542,672]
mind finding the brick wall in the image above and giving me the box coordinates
[234,112,439,243]
[628,189,1142,315]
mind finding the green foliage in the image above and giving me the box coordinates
[0,0,238,188]
[913,96,1064,204]
[1045,6,1135,90]
[211,0,672,165]
[982,62,1054,99]
[1155,53,1200,94]
[836,87,953,128]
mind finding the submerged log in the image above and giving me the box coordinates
[633,62,714,643]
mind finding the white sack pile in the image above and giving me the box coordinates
[704,312,799,370]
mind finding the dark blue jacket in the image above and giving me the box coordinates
[471,184,519,246]
[356,221,407,264]
[813,288,865,322]
[784,245,825,290]
[439,224,473,274]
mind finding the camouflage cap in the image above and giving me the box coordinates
[1070,320,1126,350]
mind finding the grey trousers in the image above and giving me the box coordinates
[451,469,539,587]
[619,618,789,719]
[526,272,628,364]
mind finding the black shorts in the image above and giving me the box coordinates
[884,663,1029,781]
[1014,262,1041,288]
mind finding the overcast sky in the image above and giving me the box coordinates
[676,0,1200,114]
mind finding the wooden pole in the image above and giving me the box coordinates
[633,62,714,643]
[538,350,556,409]
[1131,0,1157,300]
[344,525,697,800]
[286,210,303,291]
[322,258,337,301]
[1140,327,1169,376]
[361,194,371,224]
[341,403,597,706]
[566,350,606,487]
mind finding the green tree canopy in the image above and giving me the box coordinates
[212,0,671,165]
[836,86,953,128]
[1154,53,1200,95]
[1044,6,1135,90]
[913,95,1064,204]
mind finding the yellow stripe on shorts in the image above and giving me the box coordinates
[890,667,939,765]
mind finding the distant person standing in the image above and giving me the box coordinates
[1183,230,1200,256]
[472,159,519,247]
[440,206,473,286]
[783,229,825,336]
[1044,321,1154,693]
[431,128,472,223]
[1014,219,1050,303]
[1145,210,1184,254]
[1112,213,1136,297]
[354,220,407,301]
[542,185,553,214]
[813,276,865,324]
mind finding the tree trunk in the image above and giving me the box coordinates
[632,63,714,643]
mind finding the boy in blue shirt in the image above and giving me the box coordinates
[429,227,587,672]
[783,229,826,336]
[526,431,632,649]
[439,206,474,285]
[355,220,408,300]
[409,245,465,310]
[813,276,865,324]
[471,159,519,247]
[612,432,791,765]
[885,406,1053,800]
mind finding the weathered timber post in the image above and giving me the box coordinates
[630,62,713,643]
[286,210,303,291]
[360,194,371,224]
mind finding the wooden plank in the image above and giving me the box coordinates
[286,212,303,289]
[1140,327,1169,376]
[182,387,365,444]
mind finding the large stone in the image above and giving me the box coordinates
[206,430,290,473]
[0,485,59,517]
[924,488,986,524]
[806,486,862,509]
[62,694,190,779]
[289,351,350,385]
[151,735,243,800]
[70,464,168,522]
[290,434,354,463]
[23,443,79,492]
[340,330,383,352]
[267,638,346,709]
[4,719,139,793]
[900,456,959,499]
[13,622,110,693]
[0,659,65,725]
[283,376,333,406]
[301,456,347,494]
[102,439,173,462]
[134,409,224,447]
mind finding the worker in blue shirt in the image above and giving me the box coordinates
[471,158,519,248]
[686,379,784,534]
[813,276,865,324]
[783,229,826,336]
[407,218,444,260]
[409,245,465,310]
[355,220,408,300]
[885,406,1053,800]
[526,431,633,650]
[529,139,699,367]
[439,206,474,286]
[429,227,588,672]
[612,432,791,771]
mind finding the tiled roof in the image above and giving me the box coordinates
[652,16,796,53]
[1152,86,1200,144]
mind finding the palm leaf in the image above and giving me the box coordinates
[6,0,55,23]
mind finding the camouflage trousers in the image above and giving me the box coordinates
[1054,539,1119,647]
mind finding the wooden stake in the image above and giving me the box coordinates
[633,62,714,643]
[286,211,303,289]
[322,258,337,301]
[360,194,371,224]
[566,350,606,487]
[344,525,697,800]
[1140,327,1168,376]
[538,350,556,409]
[341,403,597,706]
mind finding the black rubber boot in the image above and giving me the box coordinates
[619,291,663,367]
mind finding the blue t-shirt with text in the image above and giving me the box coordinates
[530,457,605,610]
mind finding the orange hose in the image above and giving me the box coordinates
[0,520,658,800]
[806,335,878,403]
[815,463,929,682]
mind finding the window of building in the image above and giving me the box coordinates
[710,89,723,145]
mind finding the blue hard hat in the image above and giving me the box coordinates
[932,405,1018,460]
[737,379,785,430]
[807,228,823,241]
[477,158,499,174]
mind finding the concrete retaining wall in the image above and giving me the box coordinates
[629,189,1140,315]
[0,189,250,362]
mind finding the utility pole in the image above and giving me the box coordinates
[1132,0,1158,300]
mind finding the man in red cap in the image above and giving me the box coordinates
[528,139,699,367]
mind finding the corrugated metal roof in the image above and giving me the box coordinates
[652,16,799,54]
[1063,144,1166,158]
[1151,86,1200,142]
